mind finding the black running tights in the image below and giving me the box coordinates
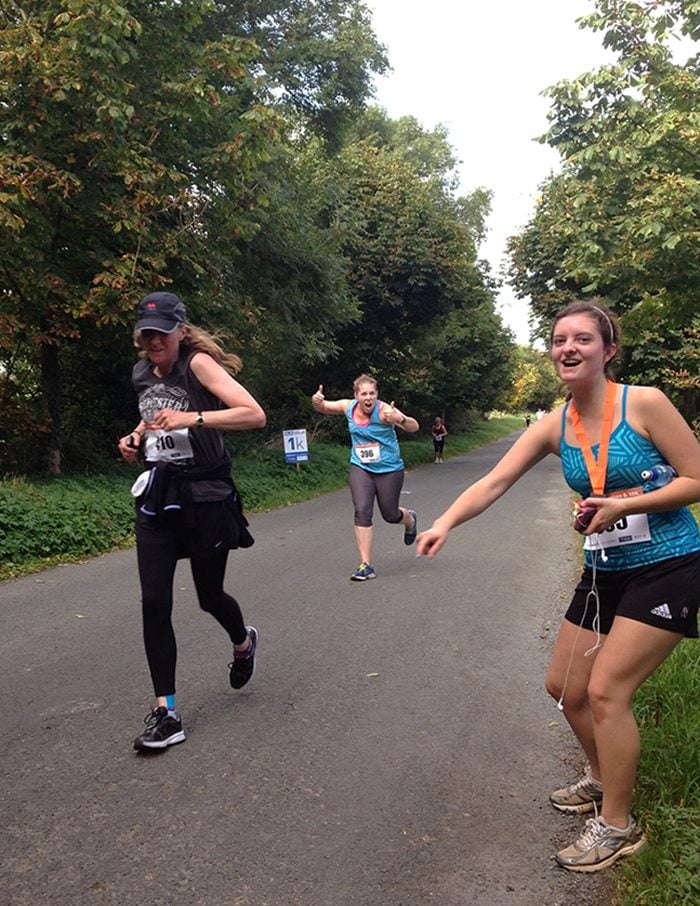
[136,544,248,697]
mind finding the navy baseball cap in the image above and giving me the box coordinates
[136,292,186,333]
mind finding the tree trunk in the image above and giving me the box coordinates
[40,342,62,476]
[681,387,698,432]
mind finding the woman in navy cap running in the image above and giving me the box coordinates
[118,291,266,752]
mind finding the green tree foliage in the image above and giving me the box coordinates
[223,135,361,431]
[313,111,514,418]
[502,346,560,413]
[0,5,514,475]
[507,0,700,420]
[0,0,387,473]
[201,0,389,148]
[0,0,279,472]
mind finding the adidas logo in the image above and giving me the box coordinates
[650,603,673,620]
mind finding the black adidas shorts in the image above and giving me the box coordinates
[565,551,700,638]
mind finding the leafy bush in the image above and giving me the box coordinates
[0,473,137,574]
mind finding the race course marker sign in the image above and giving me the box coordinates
[283,429,309,464]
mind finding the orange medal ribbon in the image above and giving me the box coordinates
[568,381,617,497]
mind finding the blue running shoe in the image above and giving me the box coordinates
[404,510,418,545]
[350,562,376,581]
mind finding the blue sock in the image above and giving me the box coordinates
[165,694,176,711]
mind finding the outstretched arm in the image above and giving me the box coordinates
[416,413,559,557]
[311,384,351,416]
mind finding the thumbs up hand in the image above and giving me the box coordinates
[382,400,406,426]
[312,384,325,411]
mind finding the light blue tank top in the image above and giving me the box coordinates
[560,385,700,569]
[347,400,404,474]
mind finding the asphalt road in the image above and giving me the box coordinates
[1,433,610,905]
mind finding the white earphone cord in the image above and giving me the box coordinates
[557,546,604,711]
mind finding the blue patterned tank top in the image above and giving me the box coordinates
[560,385,700,569]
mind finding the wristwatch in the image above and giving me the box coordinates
[195,412,205,427]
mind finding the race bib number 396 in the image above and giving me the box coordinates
[355,442,381,463]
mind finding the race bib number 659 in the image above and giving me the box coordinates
[584,512,651,550]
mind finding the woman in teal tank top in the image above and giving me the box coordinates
[311,374,420,580]
[415,300,700,873]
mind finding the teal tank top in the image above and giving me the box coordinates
[560,385,700,569]
[347,400,404,473]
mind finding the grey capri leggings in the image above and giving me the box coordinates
[349,464,405,527]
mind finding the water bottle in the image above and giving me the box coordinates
[641,465,677,492]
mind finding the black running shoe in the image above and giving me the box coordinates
[229,626,258,689]
[133,706,186,751]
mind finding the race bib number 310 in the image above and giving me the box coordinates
[144,428,194,462]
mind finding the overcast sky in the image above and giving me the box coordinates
[364,0,615,343]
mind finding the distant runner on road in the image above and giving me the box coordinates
[432,416,448,463]
[311,374,420,581]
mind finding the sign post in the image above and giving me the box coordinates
[283,429,309,471]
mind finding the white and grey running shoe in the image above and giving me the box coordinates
[550,769,603,813]
[556,816,647,872]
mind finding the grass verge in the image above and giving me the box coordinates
[0,414,522,581]
[612,507,700,905]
